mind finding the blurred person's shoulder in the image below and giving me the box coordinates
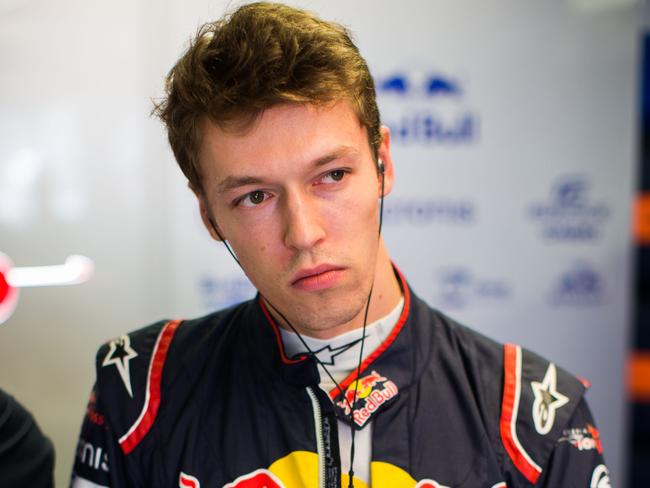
[0,388,55,487]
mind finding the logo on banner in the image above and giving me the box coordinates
[434,267,511,309]
[531,363,569,435]
[335,370,398,428]
[549,262,604,306]
[384,198,476,226]
[198,275,256,312]
[377,70,478,145]
[527,174,610,241]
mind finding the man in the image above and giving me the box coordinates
[71,3,610,487]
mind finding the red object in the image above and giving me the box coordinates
[500,344,541,484]
[224,469,284,488]
[634,193,650,244]
[0,270,9,304]
[628,351,650,402]
[179,472,201,488]
[0,252,19,324]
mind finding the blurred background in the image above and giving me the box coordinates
[0,0,643,485]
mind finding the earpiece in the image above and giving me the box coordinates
[377,158,385,174]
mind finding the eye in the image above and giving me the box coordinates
[237,190,269,207]
[320,169,347,184]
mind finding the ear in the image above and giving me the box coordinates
[191,183,224,242]
[377,125,395,197]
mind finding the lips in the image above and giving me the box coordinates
[290,264,345,292]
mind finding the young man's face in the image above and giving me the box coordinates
[196,101,394,337]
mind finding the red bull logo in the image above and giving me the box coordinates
[336,370,398,427]
[342,371,386,405]
[220,451,472,487]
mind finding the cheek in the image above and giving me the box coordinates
[225,229,273,272]
[329,187,378,227]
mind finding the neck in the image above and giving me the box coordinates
[361,240,403,327]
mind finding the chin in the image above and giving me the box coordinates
[289,293,368,335]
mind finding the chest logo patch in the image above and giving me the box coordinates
[531,362,569,435]
[335,370,398,428]
[313,337,364,365]
[102,335,138,398]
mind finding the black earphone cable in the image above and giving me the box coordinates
[207,220,357,410]
[347,159,385,487]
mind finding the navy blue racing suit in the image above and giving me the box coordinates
[71,271,609,487]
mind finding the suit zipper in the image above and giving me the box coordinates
[306,386,326,488]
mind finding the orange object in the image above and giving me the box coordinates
[628,351,650,401]
[634,193,650,244]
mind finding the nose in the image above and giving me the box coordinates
[282,189,326,251]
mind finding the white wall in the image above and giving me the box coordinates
[0,1,638,486]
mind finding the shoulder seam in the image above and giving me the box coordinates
[118,319,183,454]
[499,343,542,484]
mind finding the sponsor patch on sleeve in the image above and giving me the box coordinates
[72,389,111,485]
[558,423,603,454]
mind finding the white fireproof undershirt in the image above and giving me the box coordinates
[280,298,404,485]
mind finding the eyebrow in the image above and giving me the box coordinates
[216,175,265,194]
[214,145,358,194]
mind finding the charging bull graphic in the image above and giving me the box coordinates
[0,251,94,324]
[335,370,399,427]
[223,469,284,488]
[208,452,492,488]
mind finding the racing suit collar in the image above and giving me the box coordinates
[256,264,414,399]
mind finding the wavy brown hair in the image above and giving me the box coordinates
[153,2,381,192]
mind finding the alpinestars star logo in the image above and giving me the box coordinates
[531,363,569,435]
[102,335,138,397]
[312,337,364,365]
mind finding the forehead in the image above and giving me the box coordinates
[198,101,369,180]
